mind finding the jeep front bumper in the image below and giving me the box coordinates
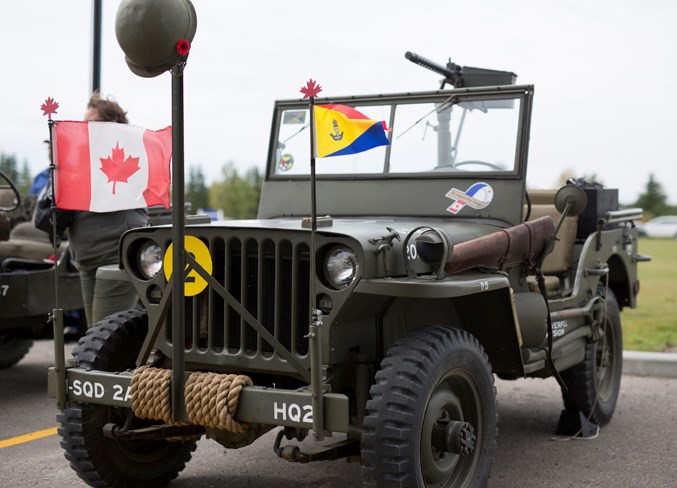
[48,367,350,432]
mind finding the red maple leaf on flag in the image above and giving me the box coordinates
[41,97,59,118]
[99,142,141,194]
[300,79,322,99]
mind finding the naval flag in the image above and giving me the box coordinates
[314,104,389,158]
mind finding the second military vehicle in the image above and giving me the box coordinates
[0,170,83,368]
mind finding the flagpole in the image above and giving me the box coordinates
[47,119,60,310]
[170,62,187,422]
[308,95,318,315]
[304,84,324,441]
[309,96,318,235]
[47,117,67,409]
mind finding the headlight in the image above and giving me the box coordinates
[138,241,163,279]
[324,246,359,289]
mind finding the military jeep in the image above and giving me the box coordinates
[51,55,644,487]
[0,170,84,368]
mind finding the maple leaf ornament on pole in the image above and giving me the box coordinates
[300,79,322,99]
[51,121,172,212]
[41,97,59,119]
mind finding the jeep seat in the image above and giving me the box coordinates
[0,222,56,264]
[0,211,10,241]
[526,190,579,294]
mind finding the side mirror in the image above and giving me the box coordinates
[554,185,587,218]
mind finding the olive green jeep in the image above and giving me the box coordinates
[0,171,83,368]
[50,55,645,487]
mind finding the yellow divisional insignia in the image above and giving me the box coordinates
[163,236,213,296]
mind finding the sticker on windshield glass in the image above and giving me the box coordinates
[283,111,306,124]
[445,182,494,214]
[278,154,294,172]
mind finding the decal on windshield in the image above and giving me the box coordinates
[445,182,494,214]
[278,154,294,172]
[283,111,306,124]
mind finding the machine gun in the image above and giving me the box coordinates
[405,51,517,89]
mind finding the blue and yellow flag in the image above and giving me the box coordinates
[314,104,389,158]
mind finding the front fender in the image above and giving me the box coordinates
[355,272,509,298]
[354,272,525,377]
[572,226,641,309]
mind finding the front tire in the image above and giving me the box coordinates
[57,309,197,487]
[361,326,497,487]
[560,289,623,426]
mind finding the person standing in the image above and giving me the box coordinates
[68,92,147,327]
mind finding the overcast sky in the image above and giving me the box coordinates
[2,0,676,205]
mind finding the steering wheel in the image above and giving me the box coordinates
[453,160,505,171]
[0,169,21,212]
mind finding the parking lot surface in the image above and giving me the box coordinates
[1,340,675,487]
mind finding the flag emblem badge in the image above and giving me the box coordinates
[330,119,344,141]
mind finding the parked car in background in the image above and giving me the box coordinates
[637,216,677,238]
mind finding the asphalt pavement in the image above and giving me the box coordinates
[1,341,676,488]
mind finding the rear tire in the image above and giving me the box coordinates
[0,333,33,369]
[57,309,197,487]
[361,325,497,487]
[560,289,623,426]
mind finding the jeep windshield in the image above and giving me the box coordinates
[260,87,533,224]
[269,90,524,178]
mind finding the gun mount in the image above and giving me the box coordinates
[405,51,517,88]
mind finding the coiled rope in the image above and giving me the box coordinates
[131,366,253,433]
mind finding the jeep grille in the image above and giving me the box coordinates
[155,232,311,375]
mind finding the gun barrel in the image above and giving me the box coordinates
[405,51,457,79]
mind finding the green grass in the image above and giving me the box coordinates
[621,239,677,351]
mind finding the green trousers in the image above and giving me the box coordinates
[79,266,140,327]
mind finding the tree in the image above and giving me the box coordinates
[18,160,33,195]
[634,173,669,217]
[0,153,34,195]
[209,162,263,219]
[186,165,209,213]
[0,153,19,182]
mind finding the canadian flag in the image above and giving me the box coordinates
[52,121,172,212]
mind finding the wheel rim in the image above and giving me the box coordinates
[596,313,618,402]
[420,368,482,487]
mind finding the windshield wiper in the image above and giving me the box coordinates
[279,123,310,149]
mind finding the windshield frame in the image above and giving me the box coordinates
[266,85,533,181]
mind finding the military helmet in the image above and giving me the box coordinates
[115,0,197,78]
